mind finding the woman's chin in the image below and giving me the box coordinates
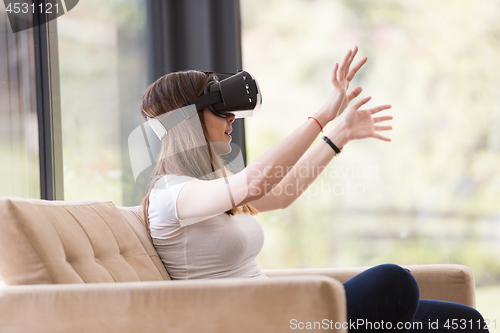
[212,141,232,156]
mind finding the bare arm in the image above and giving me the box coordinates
[176,48,361,220]
[177,110,331,219]
[250,97,393,212]
[249,122,349,212]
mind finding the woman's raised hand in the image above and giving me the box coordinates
[320,46,368,122]
[341,96,393,142]
[337,46,367,116]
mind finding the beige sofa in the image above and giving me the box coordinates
[0,197,477,333]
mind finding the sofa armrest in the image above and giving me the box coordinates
[262,264,476,308]
[0,276,347,333]
[402,264,476,308]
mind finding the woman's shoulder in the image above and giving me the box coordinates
[153,173,198,189]
[149,174,197,228]
[149,173,224,228]
[150,174,201,211]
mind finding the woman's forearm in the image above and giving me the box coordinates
[244,109,333,199]
[244,93,393,210]
[179,109,336,216]
[249,122,349,210]
[236,47,365,203]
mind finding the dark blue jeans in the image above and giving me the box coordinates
[343,264,490,332]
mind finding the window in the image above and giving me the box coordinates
[57,0,148,205]
[0,4,40,198]
[241,0,500,318]
[1,0,242,206]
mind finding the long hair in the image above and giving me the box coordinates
[140,70,258,231]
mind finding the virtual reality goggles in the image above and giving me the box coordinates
[147,70,262,140]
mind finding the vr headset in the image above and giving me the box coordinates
[147,70,262,140]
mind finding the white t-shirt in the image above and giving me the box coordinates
[148,174,269,280]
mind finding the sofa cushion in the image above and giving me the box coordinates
[115,205,170,281]
[0,197,169,285]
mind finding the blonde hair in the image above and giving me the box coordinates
[140,70,258,232]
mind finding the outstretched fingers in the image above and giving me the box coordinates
[372,132,392,142]
[346,56,368,82]
[337,49,352,82]
[346,86,362,102]
[345,46,358,76]
[368,104,392,114]
[352,95,372,110]
[374,125,392,131]
[331,63,340,85]
[373,116,393,123]
[372,111,393,141]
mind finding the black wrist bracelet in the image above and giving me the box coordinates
[322,136,343,156]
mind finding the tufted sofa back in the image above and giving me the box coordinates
[0,197,170,285]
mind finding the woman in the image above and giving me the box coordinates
[140,47,489,332]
